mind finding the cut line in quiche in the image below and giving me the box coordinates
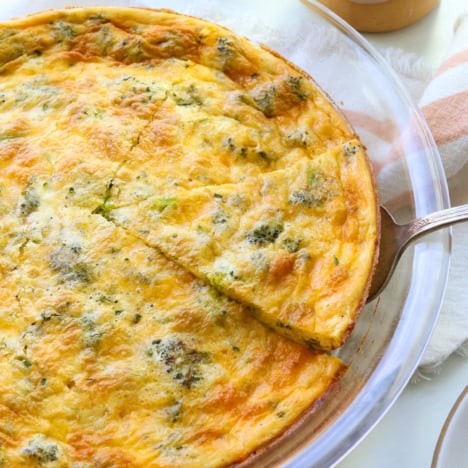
[0,6,379,467]
[109,140,378,350]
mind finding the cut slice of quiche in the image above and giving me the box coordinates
[109,140,378,350]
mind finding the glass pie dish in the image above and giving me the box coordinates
[0,0,451,467]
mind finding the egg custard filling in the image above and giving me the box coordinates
[0,7,378,467]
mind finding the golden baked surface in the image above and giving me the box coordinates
[0,7,377,467]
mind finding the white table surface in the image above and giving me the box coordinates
[338,1,468,467]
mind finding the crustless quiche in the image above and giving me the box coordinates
[0,7,378,467]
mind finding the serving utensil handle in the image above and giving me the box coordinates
[406,204,468,242]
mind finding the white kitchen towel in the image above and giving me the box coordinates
[1,0,466,371]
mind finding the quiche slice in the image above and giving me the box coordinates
[109,141,378,350]
[0,201,345,467]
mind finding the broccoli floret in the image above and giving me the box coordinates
[246,223,283,245]
[21,436,59,465]
[282,238,302,253]
[19,187,40,216]
[289,189,321,208]
[49,245,93,284]
[148,337,209,389]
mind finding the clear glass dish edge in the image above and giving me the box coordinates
[286,2,451,467]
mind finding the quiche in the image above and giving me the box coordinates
[0,7,378,468]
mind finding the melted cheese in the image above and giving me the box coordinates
[0,7,378,467]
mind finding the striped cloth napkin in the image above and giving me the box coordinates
[374,14,468,373]
[415,13,468,371]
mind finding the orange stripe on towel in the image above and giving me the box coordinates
[434,50,468,77]
[342,110,396,143]
[422,90,468,146]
